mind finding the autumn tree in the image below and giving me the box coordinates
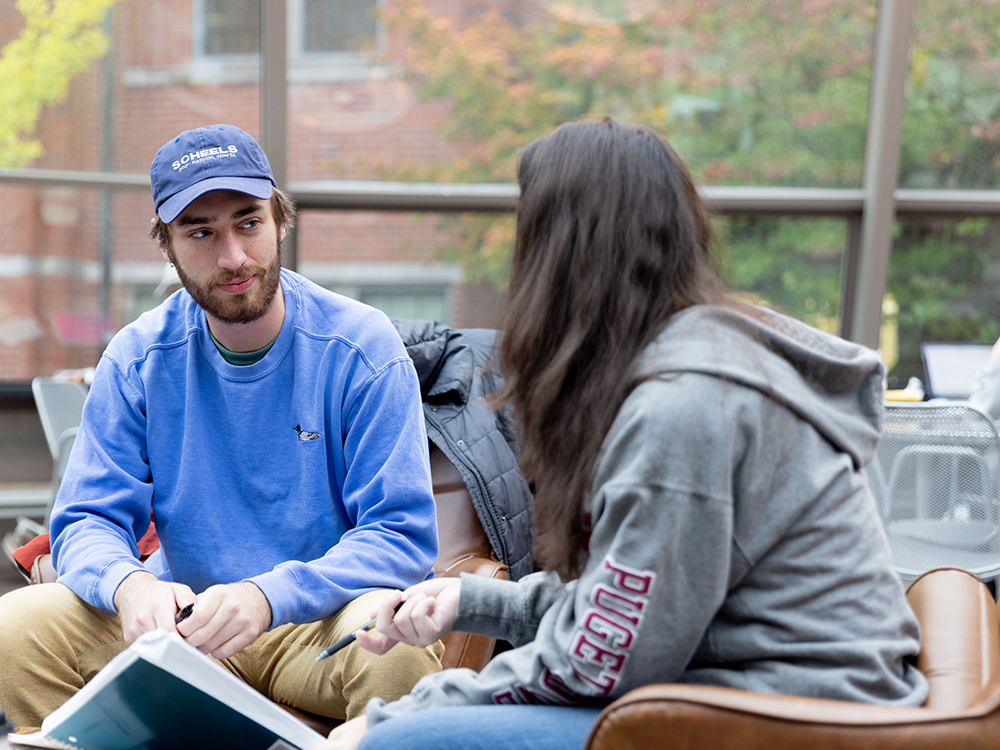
[0,0,120,167]
[378,0,876,298]
[379,0,1000,382]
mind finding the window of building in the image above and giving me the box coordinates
[202,0,259,56]
[197,0,378,59]
[359,288,449,325]
[301,0,377,54]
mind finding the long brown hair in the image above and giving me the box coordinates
[492,118,729,581]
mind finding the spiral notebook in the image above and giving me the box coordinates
[7,630,326,750]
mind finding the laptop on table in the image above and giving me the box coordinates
[920,342,993,400]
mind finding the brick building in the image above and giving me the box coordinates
[0,0,507,382]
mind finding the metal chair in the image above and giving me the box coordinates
[867,401,1000,584]
[30,377,88,528]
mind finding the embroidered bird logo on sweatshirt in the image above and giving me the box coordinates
[294,424,321,441]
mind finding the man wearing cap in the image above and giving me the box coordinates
[0,125,443,728]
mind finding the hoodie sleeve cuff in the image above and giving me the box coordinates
[364,694,426,726]
[454,571,559,646]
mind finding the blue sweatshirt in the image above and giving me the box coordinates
[50,270,438,628]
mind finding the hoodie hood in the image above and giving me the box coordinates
[637,304,886,469]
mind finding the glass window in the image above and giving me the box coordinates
[885,217,1000,390]
[0,184,113,381]
[295,209,476,327]
[369,0,878,188]
[291,0,877,319]
[886,0,1000,392]
[198,0,377,57]
[203,0,259,56]
[900,0,1000,190]
[360,288,449,323]
[303,0,377,54]
[714,216,846,332]
[6,0,1000,389]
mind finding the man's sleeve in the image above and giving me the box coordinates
[50,355,154,613]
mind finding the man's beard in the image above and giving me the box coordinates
[167,245,283,325]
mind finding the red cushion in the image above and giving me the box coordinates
[14,521,161,578]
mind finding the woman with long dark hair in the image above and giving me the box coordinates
[320,118,928,750]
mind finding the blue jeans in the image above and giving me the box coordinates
[358,705,606,750]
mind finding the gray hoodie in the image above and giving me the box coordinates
[367,304,928,724]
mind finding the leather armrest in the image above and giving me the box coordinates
[586,685,1000,750]
[905,567,1000,710]
[438,553,508,671]
[584,681,1000,750]
[439,553,508,581]
[30,553,57,585]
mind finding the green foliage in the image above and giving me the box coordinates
[0,0,120,167]
[383,0,878,188]
[378,0,880,287]
[717,216,844,324]
[886,218,1000,383]
[880,0,1000,381]
[380,0,1000,382]
[901,0,1000,189]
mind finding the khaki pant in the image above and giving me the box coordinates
[0,583,443,729]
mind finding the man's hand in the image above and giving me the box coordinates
[319,715,368,750]
[176,581,272,660]
[114,571,197,646]
[355,577,460,655]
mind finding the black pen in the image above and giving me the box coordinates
[316,601,403,661]
[174,602,194,625]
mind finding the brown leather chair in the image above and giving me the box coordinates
[583,567,1000,750]
[428,445,509,671]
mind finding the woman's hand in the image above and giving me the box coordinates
[355,578,461,655]
[317,715,367,750]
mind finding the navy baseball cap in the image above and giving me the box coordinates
[150,124,276,223]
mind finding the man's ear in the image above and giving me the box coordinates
[152,216,171,263]
[280,224,287,242]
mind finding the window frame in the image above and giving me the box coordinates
[190,0,384,83]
